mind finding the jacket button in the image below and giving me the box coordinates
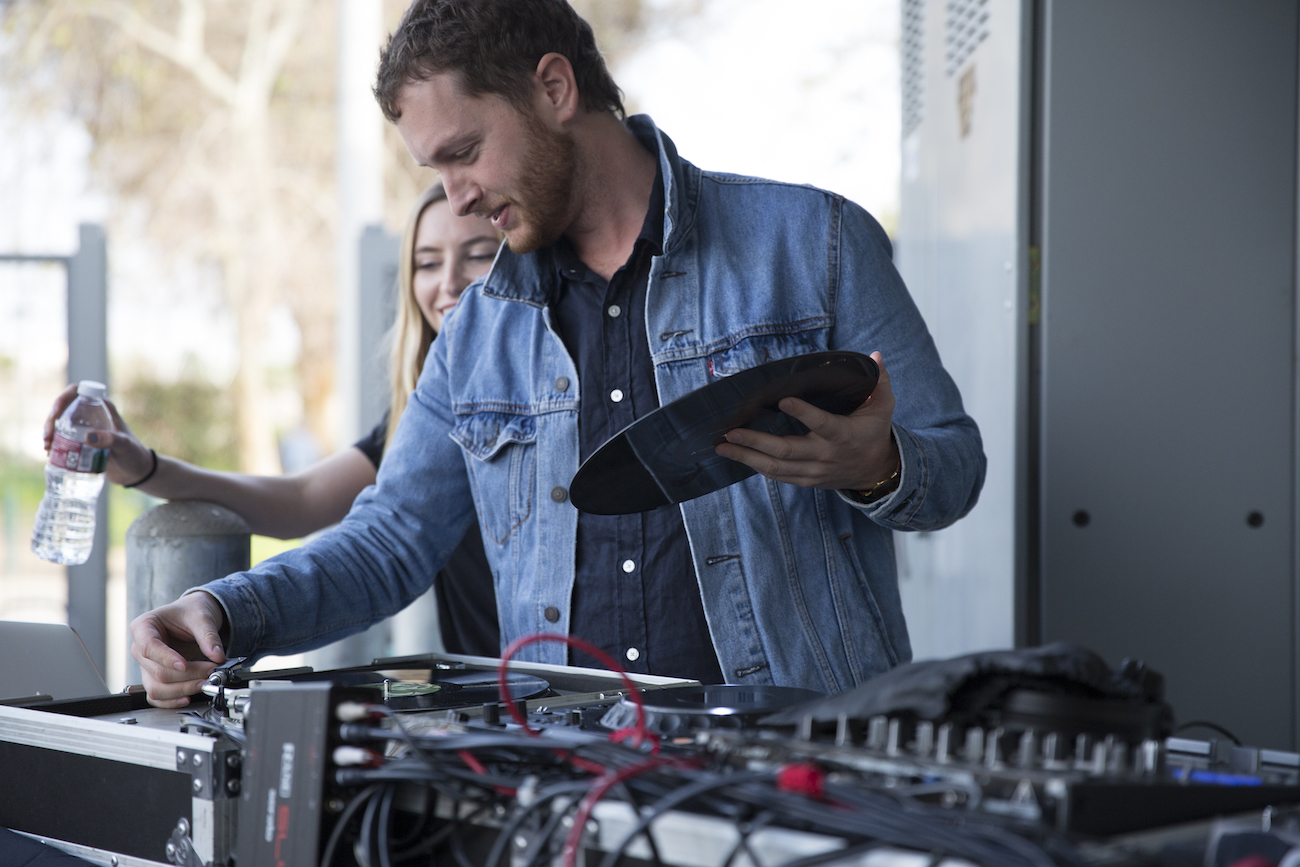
[555,376,570,392]
[544,606,560,623]
[550,486,567,503]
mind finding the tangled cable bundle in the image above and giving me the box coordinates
[291,633,1084,867]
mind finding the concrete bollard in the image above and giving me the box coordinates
[125,501,250,685]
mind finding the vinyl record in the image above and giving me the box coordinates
[570,351,879,515]
[599,684,823,734]
[438,671,551,705]
[277,666,551,710]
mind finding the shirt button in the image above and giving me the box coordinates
[555,376,570,392]
[550,486,567,503]
[622,559,635,573]
[544,606,560,623]
[625,647,641,662]
[610,389,624,403]
[607,304,622,318]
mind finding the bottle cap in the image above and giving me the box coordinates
[76,380,108,400]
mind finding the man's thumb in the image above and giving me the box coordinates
[185,610,226,664]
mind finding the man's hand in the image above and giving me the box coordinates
[714,351,901,492]
[44,384,155,487]
[129,591,227,708]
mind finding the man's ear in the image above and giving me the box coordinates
[534,52,580,124]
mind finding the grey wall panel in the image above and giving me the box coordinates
[896,0,1025,659]
[1039,0,1297,748]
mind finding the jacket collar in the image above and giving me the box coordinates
[482,115,692,307]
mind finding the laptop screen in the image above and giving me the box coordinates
[0,621,110,702]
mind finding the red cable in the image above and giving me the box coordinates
[560,757,682,867]
[457,748,488,776]
[496,632,655,750]
[456,748,517,797]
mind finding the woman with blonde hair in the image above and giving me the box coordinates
[44,183,502,655]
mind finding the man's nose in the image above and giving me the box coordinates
[444,175,480,217]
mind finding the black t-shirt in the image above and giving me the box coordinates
[355,413,500,657]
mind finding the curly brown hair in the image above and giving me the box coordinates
[374,0,624,123]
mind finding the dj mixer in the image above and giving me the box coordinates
[4,646,1300,867]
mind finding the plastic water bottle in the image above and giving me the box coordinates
[31,381,113,565]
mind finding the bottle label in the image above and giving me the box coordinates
[50,432,108,474]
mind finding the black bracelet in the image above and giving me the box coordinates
[123,449,158,489]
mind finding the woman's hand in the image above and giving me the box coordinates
[43,384,155,487]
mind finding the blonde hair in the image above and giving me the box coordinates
[386,183,450,453]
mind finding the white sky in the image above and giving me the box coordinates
[621,0,900,226]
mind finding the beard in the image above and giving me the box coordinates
[503,112,578,255]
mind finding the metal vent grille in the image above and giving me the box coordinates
[901,0,925,137]
[945,0,989,76]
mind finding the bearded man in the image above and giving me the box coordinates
[130,0,986,705]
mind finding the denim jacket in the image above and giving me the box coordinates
[203,117,986,693]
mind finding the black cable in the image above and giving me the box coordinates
[780,841,886,867]
[393,802,494,863]
[484,781,595,867]
[1174,720,1242,745]
[720,811,774,867]
[356,783,383,867]
[597,771,773,867]
[722,781,1060,867]
[614,781,666,867]
[389,784,432,851]
[320,785,381,867]
[177,712,247,745]
[518,796,573,867]
[377,784,395,867]
[449,826,479,867]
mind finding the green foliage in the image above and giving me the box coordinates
[109,485,159,550]
[118,371,239,472]
[0,455,48,514]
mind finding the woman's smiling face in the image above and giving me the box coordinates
[411,198,500,332]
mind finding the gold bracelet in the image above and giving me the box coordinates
[856,464,900,504]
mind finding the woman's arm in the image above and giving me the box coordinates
[43,385,378,539]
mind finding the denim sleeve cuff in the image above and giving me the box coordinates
[837,422,924,522]
[183,578,264,658]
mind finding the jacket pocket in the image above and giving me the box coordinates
[706,330,826,377]
[838,533,901,671]
[451,412,536,545]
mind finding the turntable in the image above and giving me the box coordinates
[202,657,554,714]
[598,684,822,735]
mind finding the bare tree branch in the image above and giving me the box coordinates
[82,0,239,105]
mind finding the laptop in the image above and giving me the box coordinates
[0,621,110,702]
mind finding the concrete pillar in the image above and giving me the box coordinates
[125,502,250,684]
[66,223,110,674]
[335,0,385,447]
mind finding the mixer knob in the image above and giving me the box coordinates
[867,716,889,750]
[1138,739,1162,774]
[1074,733,1093,770]
[914,721,935,757]
[886,718,903,756]
[1042,732,1067,768]
[1088,740,1107,775]
[935,723,954,763]
[964,727,985,764]
[1104,735,1128,774]
[835,712,850,747]
[1017,730,1038,768]
[985,727,1006,769]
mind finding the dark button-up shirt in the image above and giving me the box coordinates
[545,151,724,685]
